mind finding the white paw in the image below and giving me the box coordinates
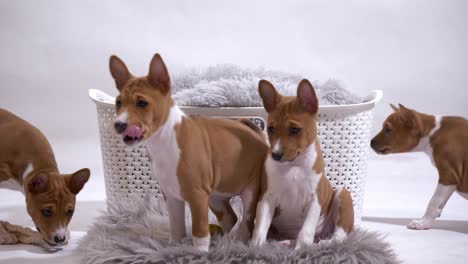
[294,236,314,251]
[407,218,433,230]
[194,244,209,252]
[193,235,210,252]
[250,233,266,247]
[0,233,17,245]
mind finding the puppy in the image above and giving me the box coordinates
[371,104,468,230]
[251,79,354,250]
[109,53,268,251]
[0,109,90,245]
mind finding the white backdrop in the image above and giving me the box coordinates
[1,3,468,262]
[0,0,467,142]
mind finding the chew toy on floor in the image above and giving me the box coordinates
[0,220,48,247]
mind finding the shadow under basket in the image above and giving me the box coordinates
[89,89,382,223]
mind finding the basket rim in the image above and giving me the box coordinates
[89,89,382,114]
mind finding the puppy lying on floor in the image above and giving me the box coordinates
[371,104,468,230]
[251,79,354,250]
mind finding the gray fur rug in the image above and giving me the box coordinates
[77,198,399,264]
[171,64,363,107]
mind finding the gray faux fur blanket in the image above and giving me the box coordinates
[171,64,362,107]
[77,197,399,264]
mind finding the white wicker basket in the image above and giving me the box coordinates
[89,89,382,222]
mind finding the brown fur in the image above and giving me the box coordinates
[0,109,90,244]
[258,79,354,237]
[109,54,269,242]
[371,104,468,193]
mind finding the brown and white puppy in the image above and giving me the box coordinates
[0,109,90,245]
[371,104,468,230]
[109,54,268,251]
[251,80,354,250]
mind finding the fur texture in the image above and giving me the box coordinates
[77,197,399,264]
[171,65,362,107]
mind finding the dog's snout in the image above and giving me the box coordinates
[271,151,283,161]
[114,121,128,134]
[54,234,66,244]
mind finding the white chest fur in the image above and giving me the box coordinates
[145,106,185,200]
[412,115,441,166]
[264,142,322,237]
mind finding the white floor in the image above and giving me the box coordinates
[0,140,467,263]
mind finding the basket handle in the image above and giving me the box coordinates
[89,89,116,106]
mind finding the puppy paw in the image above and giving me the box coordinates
[250,233,266,247]
[294,236,314,251]
[407,218,432,230]
[192,235,210,252]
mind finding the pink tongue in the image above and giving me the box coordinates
[123,125,143,138]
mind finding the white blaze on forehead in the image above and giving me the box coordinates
[22,163,34,180]
[272,140,282,153]
[115,111,128,123]
[54,226,70,242]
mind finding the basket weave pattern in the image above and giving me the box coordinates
[94,102,374,222]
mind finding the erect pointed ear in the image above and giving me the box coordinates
[109,55,132,91]
[297,79,318,114]
[258,80,280,113]
[398,104,416,127]
[28,172,49,193]
[148,53,170,94]
[390,104,399,112]
[66,168,90,195]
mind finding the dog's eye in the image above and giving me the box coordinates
[384,126,392,134]
[289,127,301,135]
[136,99,148,108]
[268,126,275,134]
[41,209,52,217]
[116,99,122,109]
[66,209,74,217]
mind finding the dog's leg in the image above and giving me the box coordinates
[407,184,456,230]
[250,197,274,246]
[208,195,237,232]
[236,178,261,241]
[333,188,354,241]
[187,194,210,251]
[166,197,186,242]
[295,195,320,250]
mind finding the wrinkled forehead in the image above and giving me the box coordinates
[385,111,405,124]
[119,78,151,95]
[268,97,307,124]
[32,176,76,206]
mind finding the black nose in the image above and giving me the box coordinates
[370,139,376,148]
[114,121,127,134]
[271,152,283,161]
[54,235,66,243]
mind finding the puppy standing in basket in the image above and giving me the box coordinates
[108,53,268,251]
[371,104,468,230]
[251,79,354,250]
